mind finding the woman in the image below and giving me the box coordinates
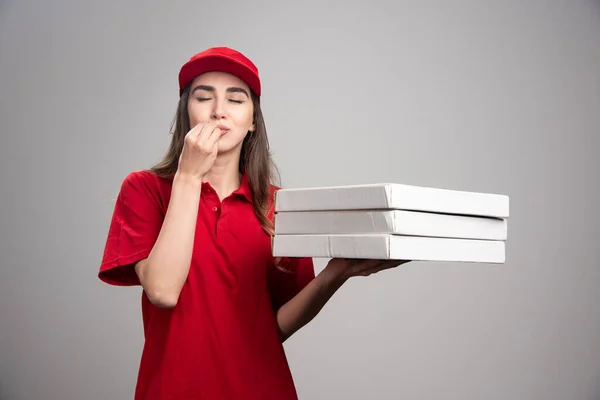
[98,46,407,400]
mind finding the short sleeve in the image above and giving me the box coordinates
[266,184,315,309]
[98,171,165,286]
[268,256,316,311]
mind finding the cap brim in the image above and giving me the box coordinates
[179,55,261,98]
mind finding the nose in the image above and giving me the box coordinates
[210,98,226,120]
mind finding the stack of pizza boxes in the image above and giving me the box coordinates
[272,182,509,264]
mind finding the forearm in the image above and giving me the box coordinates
[276,266,346,342]
[137,173,202,308]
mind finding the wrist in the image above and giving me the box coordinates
[319,261,350,289]
[173,172,204,188]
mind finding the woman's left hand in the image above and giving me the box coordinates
[323,258,411,283]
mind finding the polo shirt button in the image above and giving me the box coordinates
[212,206,218,212]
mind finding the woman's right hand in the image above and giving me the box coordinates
[176,121,222,181]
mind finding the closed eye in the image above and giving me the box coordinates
[195,97,243,104]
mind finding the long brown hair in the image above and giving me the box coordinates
[149,84,280,237]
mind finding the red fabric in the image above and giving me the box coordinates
[99,170,315,400]
[178,47,261,97]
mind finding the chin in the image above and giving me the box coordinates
[217,137,244,155]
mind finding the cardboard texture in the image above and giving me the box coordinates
[274,209,507,240]
[272,234,506,263]
[272,182,509,263]
[274,183,509,218]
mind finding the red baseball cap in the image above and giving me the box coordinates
[178,47,261,98]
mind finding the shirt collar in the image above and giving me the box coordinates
[233,172,253,203]
[197,172,253,203]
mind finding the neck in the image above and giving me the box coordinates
[203,150,242,200]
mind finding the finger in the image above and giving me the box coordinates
[356,263,395,277]
[203,125,224,149]
[379,259,410,270]
[347,258,379,271]
[347,258,385,275]
[354,259,409,277]
[204,126,222,149]
[196,121,216,142]
[184,123,201,145]
[189,121,206,138]
[382,259,406,267]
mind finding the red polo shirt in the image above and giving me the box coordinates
[98,170,315,400]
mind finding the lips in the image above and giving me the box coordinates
[216,125,230,134]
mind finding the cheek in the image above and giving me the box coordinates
[231,110,254,130]
[187,102,211,125]
[221,129,249,146]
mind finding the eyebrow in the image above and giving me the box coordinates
[191,84,249,98]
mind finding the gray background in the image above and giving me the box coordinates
[1,0,599,399]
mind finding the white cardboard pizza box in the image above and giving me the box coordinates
[274,183,509,218]
[274,209,507,241]
[272,234,505,264]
